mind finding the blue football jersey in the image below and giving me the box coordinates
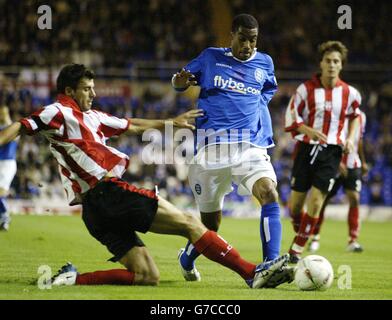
[0,126,18,160]
[180,47,277,151]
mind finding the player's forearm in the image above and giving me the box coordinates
[296,124,327,143]
[296,124,314,136]
[0,122,22,145]
[127,118,171,135]
[358,139,366,163]
[347,116,359,141]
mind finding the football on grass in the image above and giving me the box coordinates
[294,255,334,291]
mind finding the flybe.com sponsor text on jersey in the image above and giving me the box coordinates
[213,75,261,95]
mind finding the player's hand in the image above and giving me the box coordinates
[173,69,197,89]
[339,163,348,178]
[361,163,369,177]
[343,139,354,154]
[308,129,327,144]
[172,109,204,130]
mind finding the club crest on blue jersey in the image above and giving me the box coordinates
[254,68,265,84]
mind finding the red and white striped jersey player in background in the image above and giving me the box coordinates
[284,41,360,263]
[308,110,368,253]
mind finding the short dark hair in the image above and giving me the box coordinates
[318,41,348,65]
[56,64,95,94]
[232,14,259,33]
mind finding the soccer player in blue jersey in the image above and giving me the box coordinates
[172,14,291,287]
[0,106,18,231]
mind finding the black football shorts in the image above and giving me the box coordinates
[327,168,362,199]
[82,177,158,262]
[291,142,343,193]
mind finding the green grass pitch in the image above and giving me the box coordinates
[1,215,392,300]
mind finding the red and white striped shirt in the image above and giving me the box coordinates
[20,95,130,205]
[285,75,361,146]
[342,110,366,169]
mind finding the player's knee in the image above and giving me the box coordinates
[122,248,160,286]
[137,271,160,286]
[261,186,279,203]
[142,270,160,286]
[253,180,278,204]
[138,255,160,286]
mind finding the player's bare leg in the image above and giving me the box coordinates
[288,190,307,232]
[52,246,161,286]
[58,247,161,286]
[118,247,160,285]
[53,196,271,288]
[308,186,337,252]
[151,196,289,288]
[253,177,279,205]
[306,187,327,218]
[308,198,328,252]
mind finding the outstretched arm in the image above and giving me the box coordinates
[0,122,23,146]
[127,109,204,135]
[344,116,360,153]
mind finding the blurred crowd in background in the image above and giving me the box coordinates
[0,0,214,67]
[1,0,391,68]
[230,0,391,67]
[0,0,391,209]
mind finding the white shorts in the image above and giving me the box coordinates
[188,144,277,212]
[0,160,17,191]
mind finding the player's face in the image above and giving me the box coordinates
[231,27,258,61]
[69,78,96,111]
[320,51,343,79]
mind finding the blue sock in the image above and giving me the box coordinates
[180,241,201,271]
[260,202,282,261]
[0,197,7,220]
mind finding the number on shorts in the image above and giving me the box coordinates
[355,179,362,192]
[328,178,335,192]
